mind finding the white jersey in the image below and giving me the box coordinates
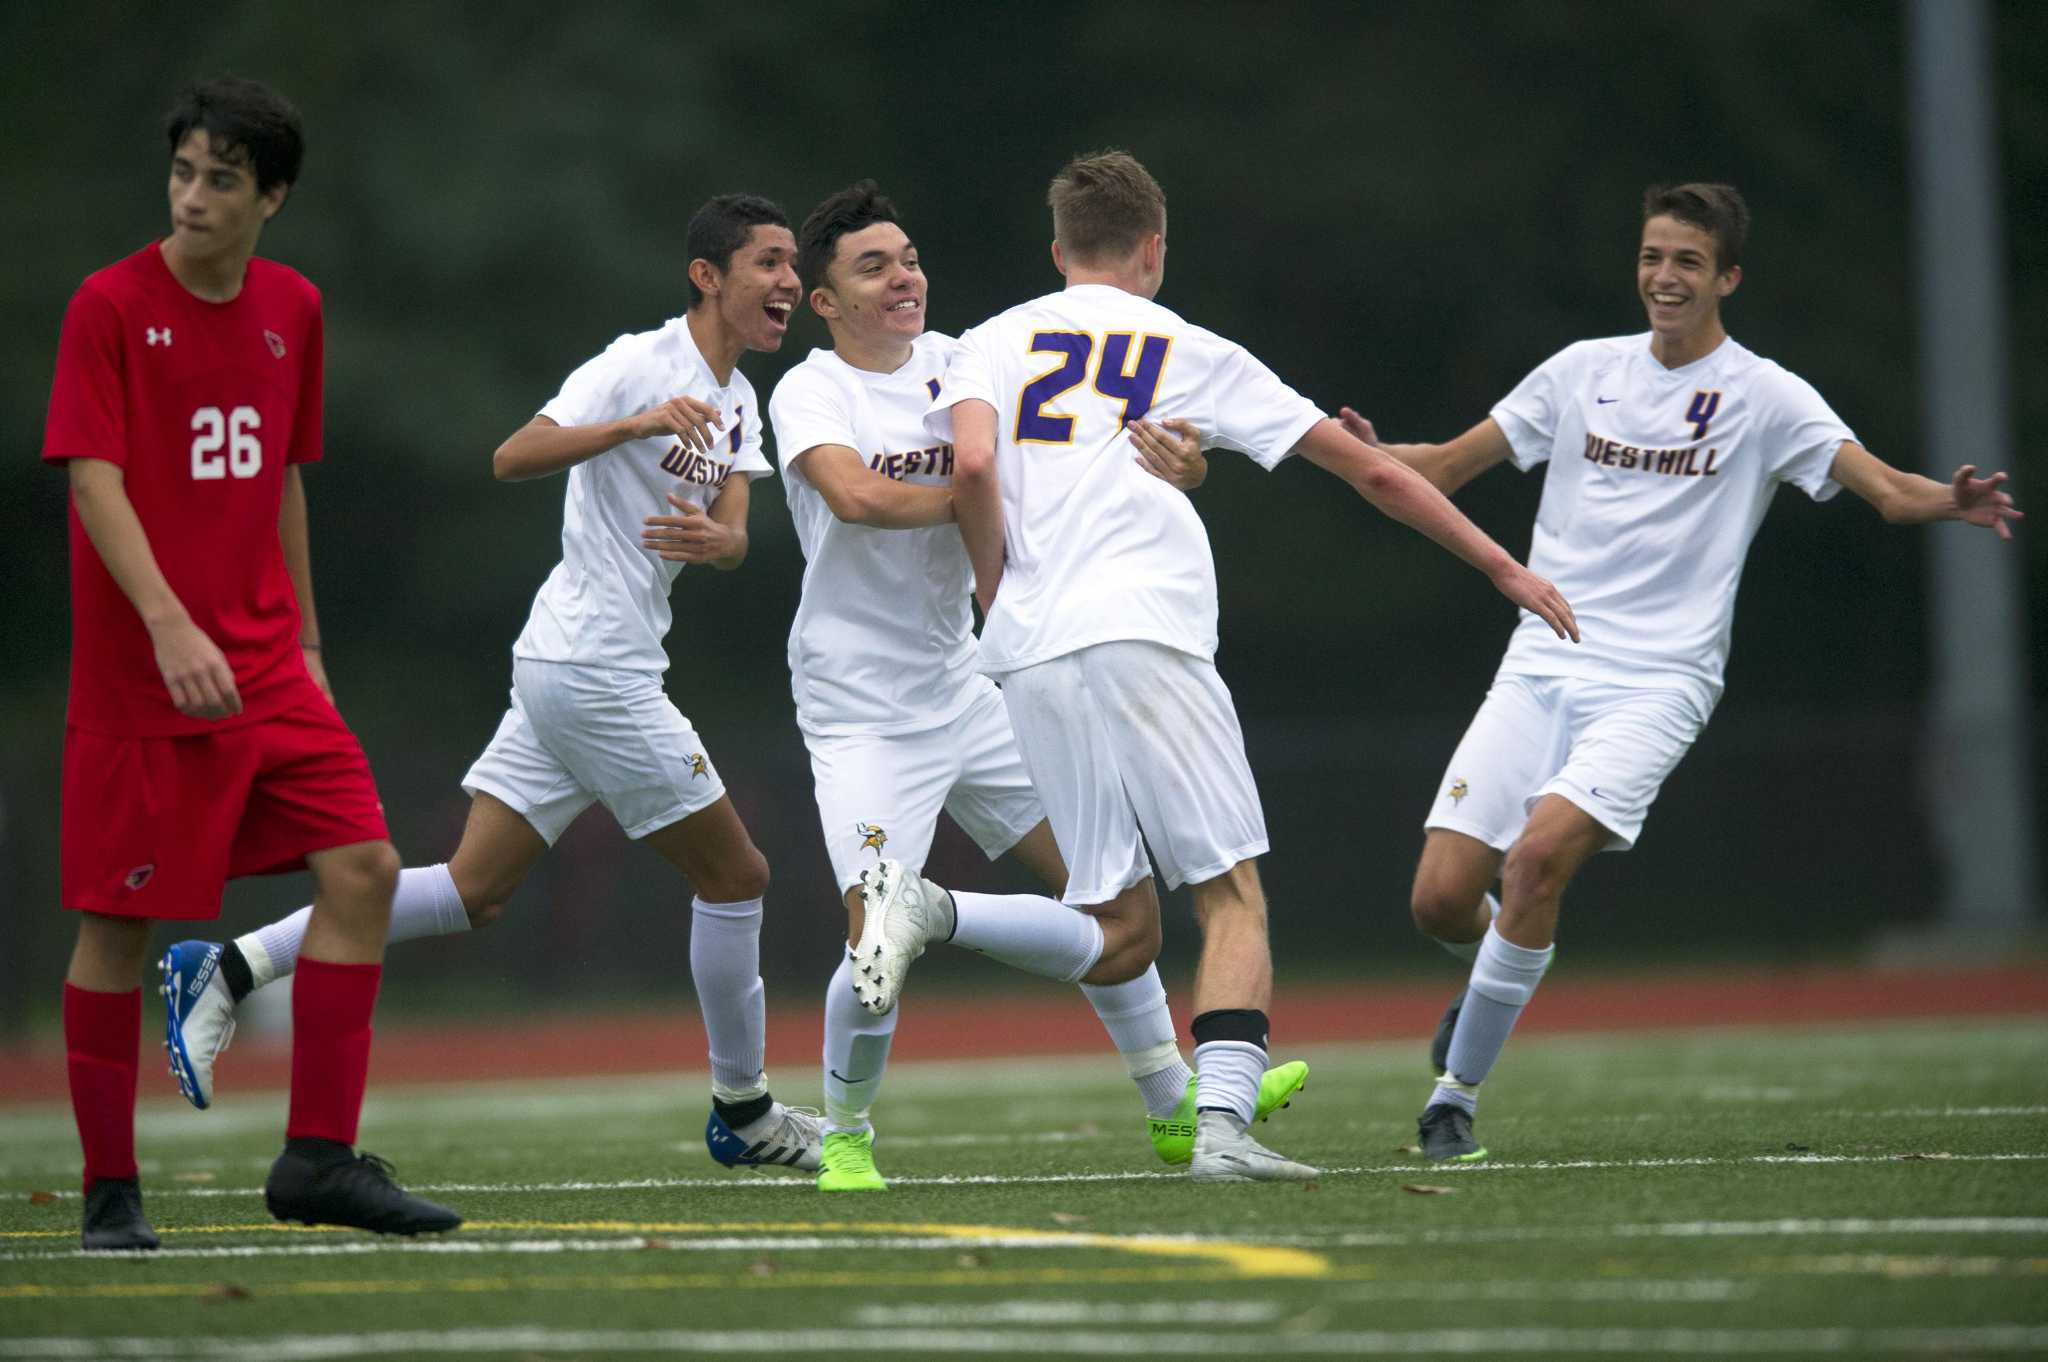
[514,317,771,674]
[769,333,980,737]
[930,284,1324,674]
[1490,332,1853,714]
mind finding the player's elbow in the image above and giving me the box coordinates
[820,484,875,526]
[491,441,526,482]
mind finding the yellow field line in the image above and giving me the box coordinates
[0,1219,1330,1284]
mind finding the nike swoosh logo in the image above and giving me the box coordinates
[828,1069,869,1083]
[1596,397,1619,405]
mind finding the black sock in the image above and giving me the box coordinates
[219,942,255,1003]
[1190,1008,1270,1049]
[283,1136,351,1162]
[713,1092,774,1129]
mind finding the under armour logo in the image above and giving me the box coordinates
[146,327,172,347]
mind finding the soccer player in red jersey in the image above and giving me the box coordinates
[41,77,459,1249]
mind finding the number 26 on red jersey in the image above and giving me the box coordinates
[190,405,262,480]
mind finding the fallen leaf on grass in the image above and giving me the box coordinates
[1895,1152,1954,1161]
[1394,1143,1422,1156]
[1784,1143,1812,1152]
[1049,1212,1089,1226]
[955,1250,990,1268]
[172,1171,216,1183]
[747,1258,777,1277]
[1401,1184,1458,1196]
[27,1191,59,1206]
[641,1237,673,1250]
[200,1283,251,1303]
[1302,1181,1320,1193]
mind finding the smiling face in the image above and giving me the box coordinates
[1637,214,1739,350]
[812,221,926,348]
[699,224,801,354]
[165,129,286,270]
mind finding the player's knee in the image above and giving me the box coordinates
[1087,910,1161,985]
[1410,879,1479,941]
[463,897,509,931]
[1503,835,1573,904]
[322,841,402,909]
[699,846,770,905]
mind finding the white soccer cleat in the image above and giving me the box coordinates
[158,940,238,1111]
[849,860,952,1016]
[705,1101,826,1172]
[1187,1108,1320,1183]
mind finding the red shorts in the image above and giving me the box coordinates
[60,687,390,920]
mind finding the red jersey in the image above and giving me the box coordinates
[42,243,325,736]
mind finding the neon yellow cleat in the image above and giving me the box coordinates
[1147,1059,1308,1166]
[816,1129,887,1192]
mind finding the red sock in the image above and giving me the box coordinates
[286,958,382,1146]
[64,983,140,1193]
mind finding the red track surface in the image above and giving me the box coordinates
[6,964,2042,1106]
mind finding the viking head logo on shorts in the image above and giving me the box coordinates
[857,822,888,854]
[124,864,156,891]
[1447,778,1469,806]
[686,752,709,779]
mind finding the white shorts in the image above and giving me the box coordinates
[1424,673,1707,853]
[805,680,1044,895]
[996,639,1268,906]
[461,658,728,845]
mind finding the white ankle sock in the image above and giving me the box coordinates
[238,862,468,987]
[1437,892,1502,963]
[947,890,1104,983]
[690,896,768,1099]
[1443,923,1554,1086]
[823,950,898,1132]
[1079,967,1192,1118]
[1193,1040,1265,1126]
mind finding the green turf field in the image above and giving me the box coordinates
[3,1018,2045,1359]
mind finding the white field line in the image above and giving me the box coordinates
[5,1325,2048,1358]
[851,1300,1286,1324]
[42,1148,2042,1199]
[0,1234,1171,1263]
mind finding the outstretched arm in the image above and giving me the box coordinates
[1294,419,1579,642]
[1828,442,2022,539]
[796,445,955,528]
[950,399,1005,615]
[492,395,726,482]
[1335,410,1513,497]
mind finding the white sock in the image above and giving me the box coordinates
[1192,1039,1265,1126]
[947,890,1104,982]
[1079,967,1192,1118]
[238,862,468,988]
[1443,923,1554,1087]
[1437,892,1502,963]
[690,896,768,1100]
[823,950,898,1132]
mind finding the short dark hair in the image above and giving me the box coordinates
[797,180,903,294]
[1048,149,1166,265]
[164,76,304,197]
[685,193,790,306]
[1642,182,1749,272]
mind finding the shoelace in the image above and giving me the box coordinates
[348,1152,401,1187]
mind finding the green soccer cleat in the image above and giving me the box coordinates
[816,1129,887,1193]
[1148,1059,1309,1166]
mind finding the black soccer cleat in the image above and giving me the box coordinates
[264,1139,462,1235]
[1417,1102,1488,1163]
[1429,988,1467,1076]
[81,1176,160,1251]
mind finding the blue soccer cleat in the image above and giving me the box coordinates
[704,1102,824,1171]
[159,940,237,1111]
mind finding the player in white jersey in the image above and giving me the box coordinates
[160,194,832,1172]
[757,181,1309,1191]
[920,151,1578,1183]
[1337,183,2021,1163]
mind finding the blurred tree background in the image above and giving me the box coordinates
[2,0,2040,1033]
